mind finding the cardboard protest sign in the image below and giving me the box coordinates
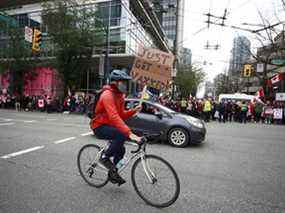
[131,46,174,90]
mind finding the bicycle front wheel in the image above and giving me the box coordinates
[77,144,109,188]
[131,155,180,208]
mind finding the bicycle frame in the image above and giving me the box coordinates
[118,143,156,183]
[97,141,156,183]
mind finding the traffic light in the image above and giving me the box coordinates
[243,64,252,77]
[32,28,42,52]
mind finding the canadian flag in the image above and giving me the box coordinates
[271,73,284,84]
[257,87,264,98]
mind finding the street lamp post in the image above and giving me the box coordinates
[172,0,182,99]
[103,0,112,85]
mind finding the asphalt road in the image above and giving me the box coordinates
[0,109,285,213]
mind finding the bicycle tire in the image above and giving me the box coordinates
[77,144,109,188]
[131,155,180,208]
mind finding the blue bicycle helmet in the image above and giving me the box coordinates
[109,69,132,81]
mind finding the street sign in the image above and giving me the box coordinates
[256,63,264,73]
[276,93,285,101]
[24,26,33,43]
[271,59,285,65]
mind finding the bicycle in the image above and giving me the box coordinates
[77,134,180,208]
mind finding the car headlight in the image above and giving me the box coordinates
[185,116,204,128]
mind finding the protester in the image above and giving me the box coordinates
[203,98,212,122]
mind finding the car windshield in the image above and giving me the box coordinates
[154,103,176,114]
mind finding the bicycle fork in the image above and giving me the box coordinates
[141,154,157,184]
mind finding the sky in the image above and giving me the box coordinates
[182,0,285,82]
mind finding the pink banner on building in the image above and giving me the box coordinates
[0,67,63,97]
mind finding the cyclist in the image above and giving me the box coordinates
[91,69,142,186]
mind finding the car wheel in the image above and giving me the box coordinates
[168,128,189,147]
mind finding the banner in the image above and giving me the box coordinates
[276,93,285,101]
[24,26,33,43]
[271,73,284,84]
[131,46,174,90]
[273,108,283,119]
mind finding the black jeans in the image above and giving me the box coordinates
[94,125,128,165]
[241,111,247,123]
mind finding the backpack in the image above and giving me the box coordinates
[86,90,103,119]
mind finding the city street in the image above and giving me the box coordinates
[0,109,285,213]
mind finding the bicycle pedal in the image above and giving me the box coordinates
[117,180,126,186]
[109,178,118,184]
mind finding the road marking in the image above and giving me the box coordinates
[23,120,37,123]
[54,137,76,144]
[4,119,13,122]
[0,117,13,121]
[47,118,57,121]
[80,132,93,136]
[0,122,15,126]
[1,146,44,159]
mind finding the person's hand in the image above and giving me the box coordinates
[129,133,142,143]
[133,105,142,113]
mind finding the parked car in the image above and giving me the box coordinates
[125,99,206,147]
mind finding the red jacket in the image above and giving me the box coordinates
[90,85,136,137]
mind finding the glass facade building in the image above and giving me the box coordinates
[151,0,184,49]
[229,36,251,76]
[0,0,166,59]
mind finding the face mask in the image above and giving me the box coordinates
[117,82,128,93]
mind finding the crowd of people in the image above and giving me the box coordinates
[158,96,285,125]
[0,93,91,114]
[1,91,285,125]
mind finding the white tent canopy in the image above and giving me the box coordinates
[218,93,255,102]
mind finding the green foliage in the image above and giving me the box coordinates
[213,73,232,96]
[215,74,227,96]
[175,64,206,97]
[42,0,104,92]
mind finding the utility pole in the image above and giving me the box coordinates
[172,0,182,99]
[104,0,112,85]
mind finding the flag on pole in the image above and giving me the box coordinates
[252,88,265,105]
[139,85,148,106]
[139,85,157,104]
[271,73,284,84]
[257,87,264,98]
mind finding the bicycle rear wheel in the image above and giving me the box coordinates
[131,154,180,208]
[77,144,109,188]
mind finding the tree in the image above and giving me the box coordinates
[0,13,38,96]
[42,0,104,93]
[213,72,232,96]
[174,64,206,97]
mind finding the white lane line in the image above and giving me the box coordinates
[4,119,13,122]
[0,117,13,121]
[54,137,76,144]
[0,122,15,126]
[80,132,93,136]
[1,146,44,159]
[47,118,57,121]
[23,120,37,123]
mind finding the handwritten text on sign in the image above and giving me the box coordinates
[131,47,174,89]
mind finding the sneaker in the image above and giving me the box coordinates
[108,169,126,186]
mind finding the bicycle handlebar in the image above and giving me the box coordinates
[130,133,161,154]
